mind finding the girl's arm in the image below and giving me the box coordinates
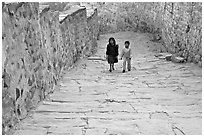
[105,45,109,60]
[106,44,109,55]
[115,45,119,56]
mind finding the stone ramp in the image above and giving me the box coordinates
[12,32,202,135]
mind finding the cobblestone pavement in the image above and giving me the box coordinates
[13,32,202,135]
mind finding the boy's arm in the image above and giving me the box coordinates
[130,48,132,59]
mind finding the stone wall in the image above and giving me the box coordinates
[162,2,202,64]
[86,8,99,55]
[59,6,87,65]
[2,2,99,134]
[2,3,42,134]
[39,5,63,98]
[95,2,202,65]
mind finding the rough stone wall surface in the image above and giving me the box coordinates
[86,8,99,55]
[59,6,88,66]
[2,2,99,134]
[162,2,202,64]
[2,3,42,134]
[39,6,63,98]
[95,2,202,65]
[41,2,70,12]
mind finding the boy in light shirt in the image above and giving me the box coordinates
[120,41,132,73]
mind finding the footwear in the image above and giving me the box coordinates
[122,70,125,73]
[109,69,112,72]
[128,69,131,71]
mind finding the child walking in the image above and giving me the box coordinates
[120,41,132,73]
[106,37,119,72]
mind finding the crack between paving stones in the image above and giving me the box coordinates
[51,100,97,103]
[149,111,169,119]
[55,117,75,120]
[105,93,108,96]
[134,123,142,134]
[35,110,89,114]
[165,74,171,80]
[129,103,138,113]
[99,117,112,120]
[142,80,150,87]
[104,99,126,103]
[149,112,152,119]
[132,97,152,100]
[81,117,89,135]
[132,66,137,70]
[178,116,202,119]
[139,67,158,71]
[147,59,160,62]
[104,128,108,134]
[74,79,80,85]
[51,100,78,103]
[43,126,51,135]
[82,128,86,135]
[117,110,135,113]
[99,110,109,113]
[92,92,107,96]
[87,117,145,121]
[172,126,185,135]
[79,86,82,92]
[129,90,136,95]
[186,103,198,106]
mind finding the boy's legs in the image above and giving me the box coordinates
[127,58,131,71]
[123,58,127,72]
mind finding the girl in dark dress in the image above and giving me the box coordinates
[106,37,119,72]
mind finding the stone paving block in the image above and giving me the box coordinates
[85,111,149,120]
[136,119,174,135]
[14,128,46,135]
[93,102,135,113]
[88,119,141,134]
[47,126,83,135]
[172,118,202,135]
[85,127,107,135]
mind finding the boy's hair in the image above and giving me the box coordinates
[125,41,130,45]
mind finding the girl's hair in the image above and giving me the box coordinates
[109,37,116,45]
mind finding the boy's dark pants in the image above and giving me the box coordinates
[123,57,131,70]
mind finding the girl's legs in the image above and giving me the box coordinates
[109,64,112,72]
[112,63,115,70]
